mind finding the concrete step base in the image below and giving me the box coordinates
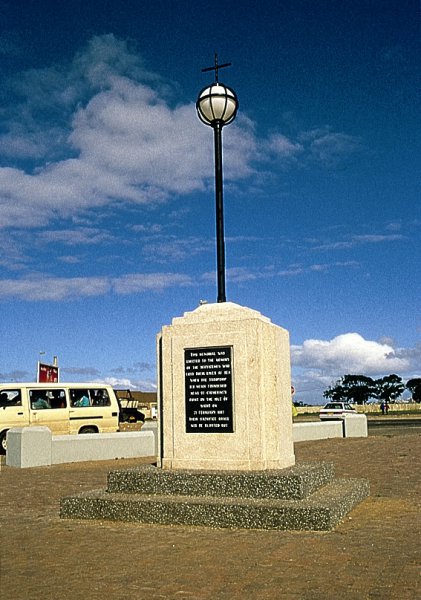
[107,462,336,500]
[60,463,369,531]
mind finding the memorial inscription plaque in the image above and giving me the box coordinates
[185,346,233,433]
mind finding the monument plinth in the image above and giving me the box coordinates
[157,302,295,471]
[60,303,370,530]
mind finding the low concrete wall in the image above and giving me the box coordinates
[51,431,155,465]
[141,421,158,455]
[343,414,368,437]
[293,421,343,442]
[293,415,368,442]
[6,418,366,467]
[296,403,421,415]
[6,427,156,469]
[6,427,52,468]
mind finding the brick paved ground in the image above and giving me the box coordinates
[1,433,420,600]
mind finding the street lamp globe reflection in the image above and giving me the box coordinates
[196,59,239,303]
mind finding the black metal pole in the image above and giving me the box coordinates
[213,120,226,303]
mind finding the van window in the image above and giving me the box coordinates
[70,389,91,407]
[29,389,66,410]
[0,389,22,407]
[69,388,111,407]
[91,388,110,407]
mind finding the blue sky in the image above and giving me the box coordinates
[0,0,420,403]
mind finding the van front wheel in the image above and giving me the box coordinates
[0,431,7,455]
[79,427,98,434]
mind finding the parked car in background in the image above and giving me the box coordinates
[319,402,357,420]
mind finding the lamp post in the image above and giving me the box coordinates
[196,55,239,303]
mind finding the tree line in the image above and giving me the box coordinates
[323,375,421,405]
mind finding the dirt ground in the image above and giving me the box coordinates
[1,433,420,600]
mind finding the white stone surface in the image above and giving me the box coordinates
[6,427,155,468]
[141,421,158,455]
[6,427,52,468]
[343,414,368,437]
[157,302,295,471]
[51,431,155,464]
[293,421,343,442]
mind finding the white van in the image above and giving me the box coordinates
[0,382,120,454]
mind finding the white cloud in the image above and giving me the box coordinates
[0,34,364,232]
[111,273,192,294]
[0,127,63,159]
[353,234,404,244]
[0,235,29,271]
[224,267,260,283]
[141,236,212,263]
[104,376,156,391]
[262,126,361,170]
[291,332,410,375]
[50,363,157,391]
[266,132,303,158]
[313,233,405,251]
[278,261,359,276]
[69,80,210,194]
[200,261,359,284]
[110,362,154,375]
[291,333,418,404]
[0,276,111,301]
[201,266,271,284]
[298,127,362,167]
[0,272,192,301]
[39,227,117,245]
[104,377,137,389]
[61,367,102,378]
[310,132,360,165]
[0,36,259,230]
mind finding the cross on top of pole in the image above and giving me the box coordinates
[201,53,232,83]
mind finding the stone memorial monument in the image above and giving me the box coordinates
[61,299,369,531]
[157,301,295,471]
